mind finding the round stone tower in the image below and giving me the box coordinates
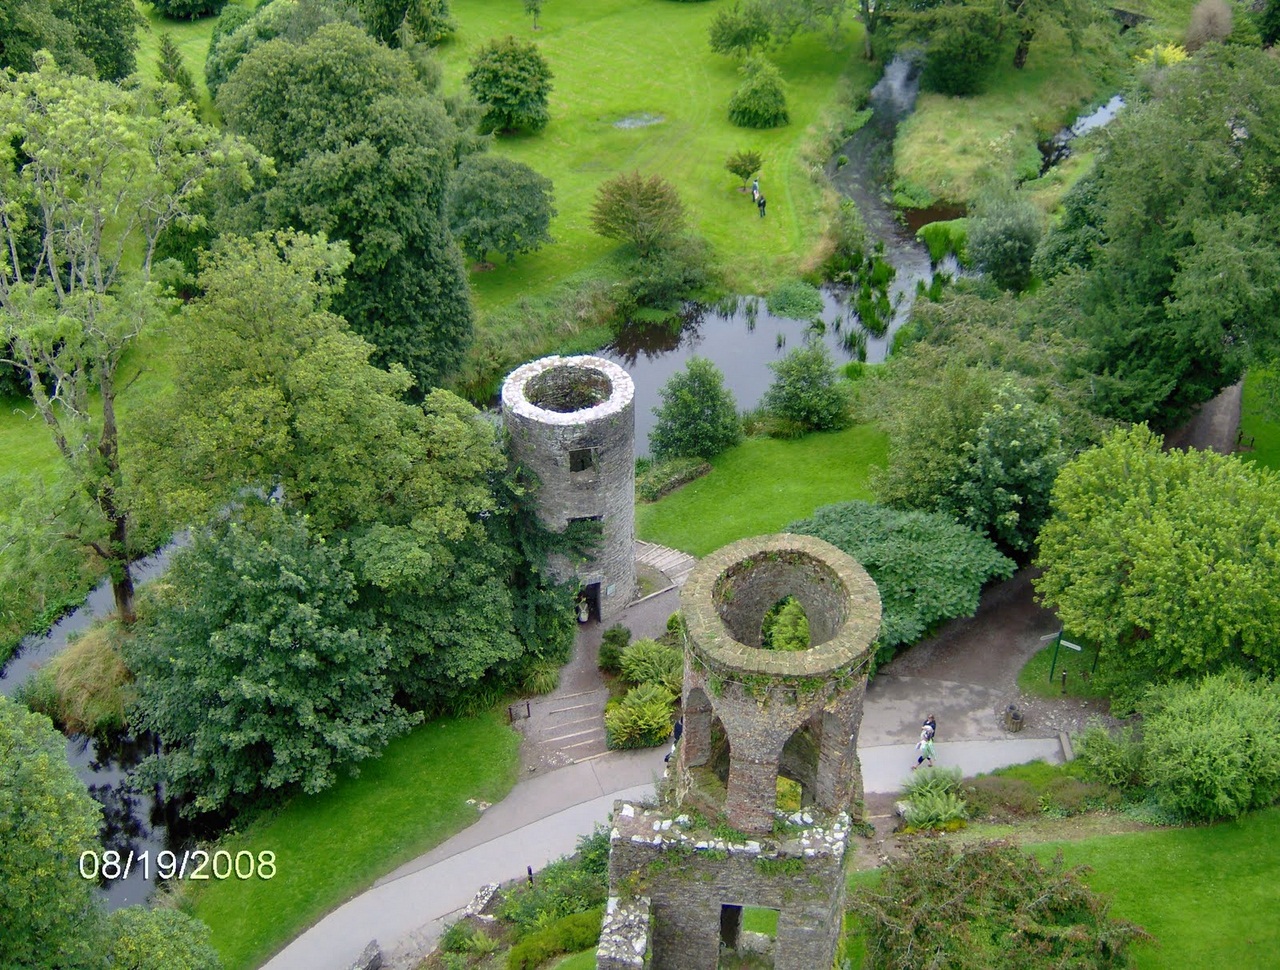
[501,355,636,622]
[678,534,881,833]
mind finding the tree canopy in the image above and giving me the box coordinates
[590,171,687,258]
[0,61,254,623]
[649,357,742,461]
[0,697,104,969]
[1034,425,1280,696]
[0,0,138,80]
[465,35,554,134]
[448,153,556,264]
[218,22,473,389]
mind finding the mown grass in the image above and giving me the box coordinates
[1016,635,1110,701]
[134,0,256,118]
[1032,807,1280,969]
[1239,369,1280,472]
[635,425,888,557]
[436,0,876,307]
[187,712,520,970]
[551,950,598,970]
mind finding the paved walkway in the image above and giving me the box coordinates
[263,713,1066,970]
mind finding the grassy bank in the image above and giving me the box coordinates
[1239,370,1280,472]
[188,712,520,970]
[636,425,888,557]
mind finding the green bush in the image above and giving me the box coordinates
[967,191,1041,291]
[522,663,560,696]
[498,847,609,933]
[902,766,962,800]
[151,0,228,20]
[763,344,849,432]
[619,639,683,693]
[1141,669,1280,821]
[765,279,824,320]
[622,235,713,311]
[901,789,968,829]
[1075,723,1146,791]
[598,624,631,674]
[506,907,604,970]
[963,775,1041,817]
[605,683,675,749]
[760,596,808,651]
[649,357,741,461]
[666,611,686,639]
[728,55,789,129]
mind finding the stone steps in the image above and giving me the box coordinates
[635,540,697,588]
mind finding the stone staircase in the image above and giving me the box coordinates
[634,540,697,588]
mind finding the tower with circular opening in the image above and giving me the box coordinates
[678,533,880,833]
[501,355,636,621]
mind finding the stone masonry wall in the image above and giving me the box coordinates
[501,356,636,620]
[607,803,849,970]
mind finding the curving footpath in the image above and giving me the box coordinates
[262,716,1066,969]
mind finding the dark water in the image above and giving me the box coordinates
[1039,94,1125,173]
[1,540,194,909]
[606,56,960,454]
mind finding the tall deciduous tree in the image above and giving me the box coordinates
[725,148,763,189]
[649,357,742,461]
[0,63,253,624]
[1035,425,1280,695]
[359,0,455,45]
[447,153,556,265]
[54,0,141,80]
[465,35,553,134]
[0,697,105,969]
[219,23,473,389]
[764,343,848,431]
[130,503,418,816]
[1004,0,1095,70]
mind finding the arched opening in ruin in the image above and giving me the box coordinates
[524,364,612,413]
[709,714,732,788]
[778,717,820,810]
[760,595,810,651]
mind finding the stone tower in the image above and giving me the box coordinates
[501,355,636,621]
[598,534,881,970]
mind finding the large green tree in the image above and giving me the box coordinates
[764,343,848,431]
[1036,47,1280,428]
[649,357,742,461]
[54,0,140,81]
[0,0,137,79]
[447,153,556,265]
[0,697,104,969]
[359,0,455,45]
[465,35,553,134]
[1034,425,1280,695]
[218,23,473,389]
[129,502,418,816]
[0,63,253,624]
[590,171,687,258]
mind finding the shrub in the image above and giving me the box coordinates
[902,790,968,829]
[448,154,556,264]
[1074,723,1146,791]
[522,663,560,696]
[622,234,713,310]
[850,841,1153,967]
[151,0,227,19]
[498,850,608,932]
[506,907,604,970]
[966,190,1041,292]
[1186,0,1233,50]
[728,55,789,129]
[902,765,963,800]
[725,148,763,189]
[666,611,686,639]
[760,596,808,651]
[708,0,772,57]
[819,200,869,281]
[590,171,686,258]
[650,358,741,461]
[765,279,824,320]
[15,620,133,736]
[1140,669,1280,821]
[598,627,629,674]
[920,2,1002,96]
[635,457,712,502]
[963,775,1041,817]
[465,35,553,134]
[605,683,675,749]
[619,639,683,693]
[763,344,849,431]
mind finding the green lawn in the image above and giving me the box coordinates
[551,951,598,970]
[1033,807,1280,969]
[636,425,888,557]
[437,0,876,307]
[134,0,256,119]
[187,713,520,970]
[1016,636,1109,701]
[1239,369,1280,472]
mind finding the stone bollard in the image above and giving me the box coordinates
[1004,704,1025,733]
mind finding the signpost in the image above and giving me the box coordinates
[1041,630,1084,684]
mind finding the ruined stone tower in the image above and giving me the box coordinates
[598,534,880,970]
[501,355,636,621]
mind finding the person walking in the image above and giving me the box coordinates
[757,193,766,218]
[751,177,760,203]
[912,725,935,770]
[923,713,937,740]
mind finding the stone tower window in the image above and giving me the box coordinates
[569,447,598,476]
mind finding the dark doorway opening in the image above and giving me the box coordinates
[580,582,601,622]
[720,904,743,950]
